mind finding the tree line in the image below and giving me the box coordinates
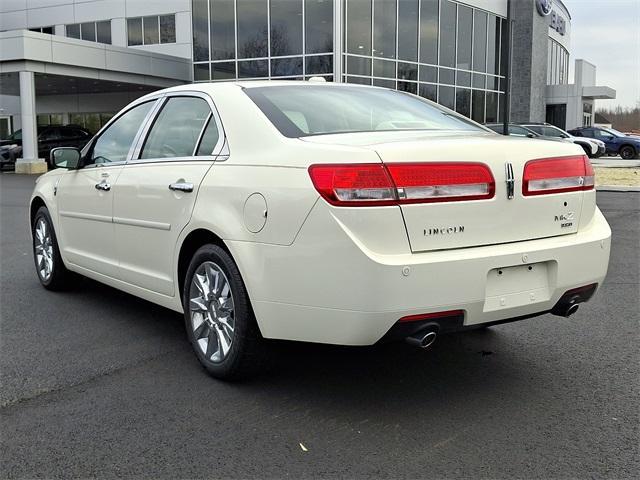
[597,102,640,132]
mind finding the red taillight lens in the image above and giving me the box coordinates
[307,164,396,206]
[387,162,495,203]
[523,155,594,196]
[308,163,495,206]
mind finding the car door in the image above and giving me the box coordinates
[592,129,616,153]
[56,100,157,278]
[112,94,223,296]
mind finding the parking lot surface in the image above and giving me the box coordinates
[591,156,640,168]
[1,172,638,479]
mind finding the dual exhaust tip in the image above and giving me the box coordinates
[405,302,581,350]
[404,286,593,349]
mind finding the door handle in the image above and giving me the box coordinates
[95,181,111,191]
[169,182,194,193]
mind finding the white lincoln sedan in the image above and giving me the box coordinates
[31,82,611,379]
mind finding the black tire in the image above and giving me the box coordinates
[182,244,267,380]
[32,206,72,290]
[619,145,637,160]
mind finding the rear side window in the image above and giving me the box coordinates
[526,126,543,135]
[141,97,211,159]
[39,128,60,141]
[244,85,485,138]
[196,117,220,156]
[542,126,564,137]
[60,128,86,139]
[508,126,532,137]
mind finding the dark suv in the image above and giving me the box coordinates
[0,125,92,170]
[567,126,640,160]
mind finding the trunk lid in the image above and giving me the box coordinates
[302,132,590,252]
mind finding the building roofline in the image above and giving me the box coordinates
[554,0,572,20]
[0,30,191,84]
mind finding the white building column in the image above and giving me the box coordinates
[15,71,47,174]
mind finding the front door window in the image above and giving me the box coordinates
[88,101,154,166]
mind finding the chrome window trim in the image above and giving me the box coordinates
[125,90,228,165]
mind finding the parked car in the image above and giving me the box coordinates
[520,123,605,158]
[484,123,574,145]
[485,123,541,138]
[30,82,611,379]
[0,125,92,170]
[567,126,640,159]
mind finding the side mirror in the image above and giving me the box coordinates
[526,133,536,138]
[51,147,81,169]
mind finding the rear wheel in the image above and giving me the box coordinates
[619,145,637,160]
[183,244,266,380]
[32,206,71,290]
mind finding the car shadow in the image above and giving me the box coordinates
[68,273,540,413]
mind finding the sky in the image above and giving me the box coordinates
[563,0,640,109]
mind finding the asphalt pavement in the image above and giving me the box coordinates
[1,172,638,479]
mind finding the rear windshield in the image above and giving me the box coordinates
[244,85,485,138]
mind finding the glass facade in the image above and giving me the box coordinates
[343,0,507,123]
[192,0,507,122]
[192,0,334,81]
[547,38,569,85]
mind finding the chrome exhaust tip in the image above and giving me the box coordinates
[565,303,579,317]
[406,329,438,349]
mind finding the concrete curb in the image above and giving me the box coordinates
[596,186,640,192]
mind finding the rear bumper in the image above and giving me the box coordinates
[228,204,611,346]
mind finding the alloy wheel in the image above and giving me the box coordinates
[34,218,54,281]
[620,147,635,160]
[189,261,235,363]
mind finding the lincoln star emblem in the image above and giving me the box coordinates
[505,162,515,199]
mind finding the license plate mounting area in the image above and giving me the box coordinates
[483,262,553,312]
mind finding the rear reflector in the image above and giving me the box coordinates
[308,163,495,206]
[399,310,465,323]
[523,155,594,196]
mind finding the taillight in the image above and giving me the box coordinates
[387,163,495,203]
[308,163,495,206]
[307,164,396,206]
[523,155,594,196]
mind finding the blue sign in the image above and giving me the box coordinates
[550,11,566,35]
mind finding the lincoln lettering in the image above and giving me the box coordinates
[424,226,465,236]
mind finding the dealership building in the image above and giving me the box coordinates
[0,0,615,172]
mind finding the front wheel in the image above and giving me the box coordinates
[580,144,593,158]
[619,145,638,160]
[32,206,71,290]
[183,244,267,380]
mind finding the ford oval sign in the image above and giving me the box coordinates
[536,0,553,16]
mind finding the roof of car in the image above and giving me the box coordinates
[143,80,386,99]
